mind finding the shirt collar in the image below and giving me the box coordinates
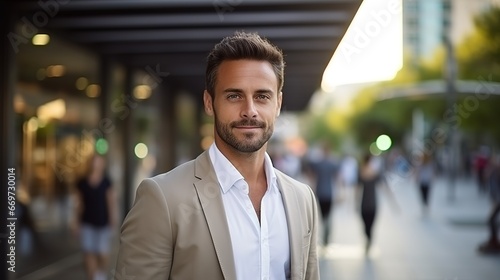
[208,143,278,194]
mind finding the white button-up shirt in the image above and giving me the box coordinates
[209,143,291,280]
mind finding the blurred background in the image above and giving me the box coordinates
[1,0,500,279]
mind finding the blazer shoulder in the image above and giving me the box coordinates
[147,150,212,191]
[138,151,214,205]
[149,159,197,190]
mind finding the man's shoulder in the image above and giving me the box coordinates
[133,159,200,208]
[149,159,197,187]
[140,150,212,195]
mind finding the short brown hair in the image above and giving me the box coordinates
[205,31,285,97]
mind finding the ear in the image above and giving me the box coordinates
[276,91,283,117]
[203,90,214,116]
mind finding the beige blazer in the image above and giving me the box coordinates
[115,151,319,280]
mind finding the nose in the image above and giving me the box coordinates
[241,99,258,119]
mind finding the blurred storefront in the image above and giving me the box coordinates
[5,28,203,278]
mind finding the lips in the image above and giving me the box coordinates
[231,120,264,129]
[234,126,261,130]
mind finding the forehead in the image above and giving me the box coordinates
[215,59,278,89]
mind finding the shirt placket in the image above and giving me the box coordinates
[260,190,270,280]
[240,181,270,280]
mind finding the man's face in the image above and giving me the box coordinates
[204,59,282,153]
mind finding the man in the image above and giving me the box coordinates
[114,32,319,280]
[307,142,339,246]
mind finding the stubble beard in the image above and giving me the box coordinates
[214,115,273,153]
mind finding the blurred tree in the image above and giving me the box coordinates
[455,6,500,144]
[301,113,342,149]
[457,6,500,80]
[302,6,500,148]
[348,6,500,146]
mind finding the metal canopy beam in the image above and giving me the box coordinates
[49,11,351,29]
[11,0,362,111]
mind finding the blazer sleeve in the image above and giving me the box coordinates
[114,178,173,280]
[305,186,320,280]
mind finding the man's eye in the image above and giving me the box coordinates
[227,94,240,99]
[257,95,270,100]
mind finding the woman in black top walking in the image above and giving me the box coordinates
[357,154,398,254]
[74,154,116,280]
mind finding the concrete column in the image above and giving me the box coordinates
[154,85,177,174]
[99,57,112,138]
[193,96,205,157]
[0,5,17,279]
[122,67,135,214]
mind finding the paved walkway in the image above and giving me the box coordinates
[11,176,499,280]
[321,175,500,280]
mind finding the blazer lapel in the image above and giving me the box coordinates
[276,171,304,280]
[193,151,237,280]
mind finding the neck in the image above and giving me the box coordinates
[215,141,268,184]
[88,170,104,184]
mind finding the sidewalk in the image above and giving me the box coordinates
[14,230,120,280]
[12,176,499,280]
[321,175,500,280]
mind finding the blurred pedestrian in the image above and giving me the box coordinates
[17,184,42,256]
[478,153,500,254]
[307,142,339,246]
[114,31,319,280]
[339,153,358,202]
[73,154,116,280]
[272,144,302,180]
[415,153,436,215]
[356,153,398,253]
[340,154,358,187]
[474,146,490,193]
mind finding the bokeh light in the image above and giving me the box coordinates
[134,143,148,159]
[76,77,89,90]
[376,134,392,151]
[369,142,381,156]
[95,138,109,155]
[32,34,50,46]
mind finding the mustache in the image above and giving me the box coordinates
[231,119,265,128]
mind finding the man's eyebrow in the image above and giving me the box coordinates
[223,88,244,93]
[255,89,274,94]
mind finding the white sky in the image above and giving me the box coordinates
[321,0,403,92]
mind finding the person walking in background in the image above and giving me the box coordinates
[478,152,500,254]
[17,184,42,256]
[415,153,436,215]
[307,142,339,247]
[356,153,398,254]
[338,153,358,205]
[272,143,303,180]
[115,31,319,280]
[474,146,490,193]
[74,154,116,280]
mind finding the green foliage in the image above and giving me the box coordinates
[392,49,445,83]
[474,6,500,60]
[457,6,500,80]
[301,113,342,147]
[455,6,500,144]
[303,6,500,147]
[349,5,500,146]
[457,96,500,142]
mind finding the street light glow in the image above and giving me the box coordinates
[376,134,392,151]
